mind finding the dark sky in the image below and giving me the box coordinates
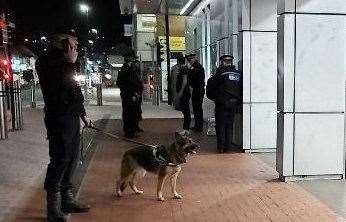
[8,0,130,52]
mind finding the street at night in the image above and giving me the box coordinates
[1,0,346,222]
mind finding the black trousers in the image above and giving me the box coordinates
[180,96,191,130]
[215,106,235,150]
[44,115,80,193]
[122,98,140,135]
[192,89,205,130]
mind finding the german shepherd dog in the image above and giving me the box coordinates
[116,131,199,201]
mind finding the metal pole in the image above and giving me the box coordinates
[0,80,8,139]
[165,2,171,105]
[31,81,36,108]
[12,80,22,130]
[96,84,102,106]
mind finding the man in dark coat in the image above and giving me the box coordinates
[116,51,144,138]
[186,53,205,132]
[36,29,90,222]
[175,54,191,131]
[206,55,242,153]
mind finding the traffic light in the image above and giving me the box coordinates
[156,42,165,64]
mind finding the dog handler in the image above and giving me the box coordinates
[36,28,91,222]
[206,55,242,153]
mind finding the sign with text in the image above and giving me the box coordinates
[158,36,186,52]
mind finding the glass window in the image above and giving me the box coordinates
[210,44,217,76]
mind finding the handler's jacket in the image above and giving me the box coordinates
[116,62,144,101]
[36,47,86,117]
[206,65,242,112]
[188,61,205,91]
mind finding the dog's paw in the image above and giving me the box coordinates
[135,190,144,195]
[115,191,122,198]
[157,196,165,201]
[173,194,183,199]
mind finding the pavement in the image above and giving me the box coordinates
[1,87,346,222]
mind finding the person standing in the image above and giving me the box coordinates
[186,53,205,132]
[175,55,191,131]
[170,60,180,110]
[116,51,143,138]
[206,55,242,153]
[36,29,90,222]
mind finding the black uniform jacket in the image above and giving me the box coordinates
[188,61,205,91]
[206,65,242,112]
[36,48,86,117]
[116,63,144,100]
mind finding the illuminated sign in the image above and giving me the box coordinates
[158,36,186,51]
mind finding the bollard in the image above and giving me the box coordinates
[96,84,102,106]
[31,81,36,108]
[11,80,23,130]
[0,81,8,139]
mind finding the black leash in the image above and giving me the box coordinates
[82,124,179,167]
[88,125,157,148]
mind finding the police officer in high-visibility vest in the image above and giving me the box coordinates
[206,55,242,153]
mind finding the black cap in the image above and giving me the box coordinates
[220,55,234,61]
[123,50,137,60]
[185,53,196,60]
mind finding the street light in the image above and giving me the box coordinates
[80,4,90,15]
[91,28,98,34]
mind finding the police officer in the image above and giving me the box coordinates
[206,55,242,153]
[175,54,191,131]
[36,29,90,222]
[186,53,205,132]
[116,51,144,138]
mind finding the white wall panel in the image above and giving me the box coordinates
[251,0,277,31]
[295,15,346,112]
[242,32,251,103]
[251,103,277,149]
[243,104,251,149]
[276,113,294,176]
[251,32,277,103]
[294,114,345,175]
[278,0,346,14]
[277,14,295,112]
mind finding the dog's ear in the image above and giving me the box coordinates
[175,131,180,139]
[175,131,184,144]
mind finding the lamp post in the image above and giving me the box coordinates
[79,3,91,102]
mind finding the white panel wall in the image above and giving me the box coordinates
[237,0,278,151]
[277,0,346,179]
[278,0,346,14]
[185,0,277,152]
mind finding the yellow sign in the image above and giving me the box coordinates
[158,36,186,51]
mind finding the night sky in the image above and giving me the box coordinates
[8,0,131,53]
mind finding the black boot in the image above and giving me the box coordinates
[61,189,90,214]
[46,192,66,222]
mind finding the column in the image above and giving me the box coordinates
[237,0,278,152]
[277,0,346,181]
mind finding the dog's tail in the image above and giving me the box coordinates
[116,154,133,196]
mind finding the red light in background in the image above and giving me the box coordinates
[2,60,8,66]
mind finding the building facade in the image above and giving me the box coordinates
[185,0,346,180]
[185,0,278,153]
